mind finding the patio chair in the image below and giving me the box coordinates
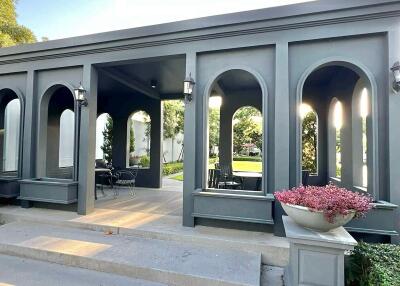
[208,168,221,188]
[218,165,242,189]
[114,169,138,197]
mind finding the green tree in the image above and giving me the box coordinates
[208,107,220,156]
[0,0,36,48]
[163,100,184,161]
[302,111,318,174]
[163,100,184,140]
[128,118,135,153]
[232,106,262,154]
[100,115,113,162]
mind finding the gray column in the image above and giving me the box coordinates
[283,216,356,286]
[340,95,353,187]
[183,52,197,227]
[273,42,290,236]
[388,29,400,244]
[151,100,162,188]
[22,70,37,179]
[112,115,128,169]
[219,105,232,167]
[77,65,98,215]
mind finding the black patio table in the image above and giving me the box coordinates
[94,168,113,200]
[232,171,262,191]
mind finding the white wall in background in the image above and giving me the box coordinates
[163,132,184,163]
[3,99,20,171]
[59,109,75,167]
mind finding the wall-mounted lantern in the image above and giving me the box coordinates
[74,83,88,107]
[391,61,400,93]
[183,73,195,103]
[150,79,158,89]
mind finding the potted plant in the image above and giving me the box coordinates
[129,155,140,166]
[275,183,372,232]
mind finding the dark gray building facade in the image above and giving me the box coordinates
[0,0,399,241]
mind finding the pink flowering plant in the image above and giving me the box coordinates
[274,183,372,223]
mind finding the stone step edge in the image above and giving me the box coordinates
[0,212,288,267]
[0,241,260,286]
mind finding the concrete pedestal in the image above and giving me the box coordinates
[283,216,357,286]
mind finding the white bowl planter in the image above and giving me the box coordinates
[282,203,355,232]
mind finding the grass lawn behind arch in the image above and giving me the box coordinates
[170,160,262,181]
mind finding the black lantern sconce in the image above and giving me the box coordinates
[74,83,88,107]
[183,73,195,103]
[391,61,400,93]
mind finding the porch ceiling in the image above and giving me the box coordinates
[97,56,185,100]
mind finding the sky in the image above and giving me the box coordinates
[17,0,313,41]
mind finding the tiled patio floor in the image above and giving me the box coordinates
[94,178,182,217]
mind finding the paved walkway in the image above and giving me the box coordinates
[0,254,165,286]
[0,221,262,286]
[161,175,183,192]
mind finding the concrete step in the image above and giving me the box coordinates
[0,254,167,286]
[0,206,289,267]
[0,221,261,286]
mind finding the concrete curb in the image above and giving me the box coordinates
[0,243,259,286]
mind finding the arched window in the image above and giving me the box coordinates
[208,95,221,159]
[3,99,21,172]
[333,101,343,179]
[232,106,262,173]
[127,111,151,168]
[360,88,368,188]
[352,86,369,189]
[96,113,113,162]
[59,109,75,168]
[300,103,318,175]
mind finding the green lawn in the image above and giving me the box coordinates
[170,161,262,181]
[170,174,184,181]
[232,161,262,172]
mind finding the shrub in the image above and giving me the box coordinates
[139,155,150,168]
[163,161,183,176]
[346,242,400,286]
[274,183,372,223]
[233,156,262,162]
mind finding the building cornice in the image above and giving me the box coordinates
[0,0,399,65]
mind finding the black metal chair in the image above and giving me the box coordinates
[208,169,221,188]
[218,164,242,189]
[94,159,118,200]
[114,169,138,197]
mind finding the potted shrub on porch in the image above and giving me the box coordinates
[275,183,372,232]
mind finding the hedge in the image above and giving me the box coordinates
[233,156,262,162]
[346,242,400,286]
[163,162,183,176]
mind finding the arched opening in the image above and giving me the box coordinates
[299,62,376,194]
[41,85,76,179]
[329,99,343,179]
[206,69,264,192]
[59,109,75,168]
[127,110,151,168]
[0,89,22,177]
[96,113,113,162]
[352,84,370,190]
[300,103,318,175]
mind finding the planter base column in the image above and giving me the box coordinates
[283,216,357,286]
